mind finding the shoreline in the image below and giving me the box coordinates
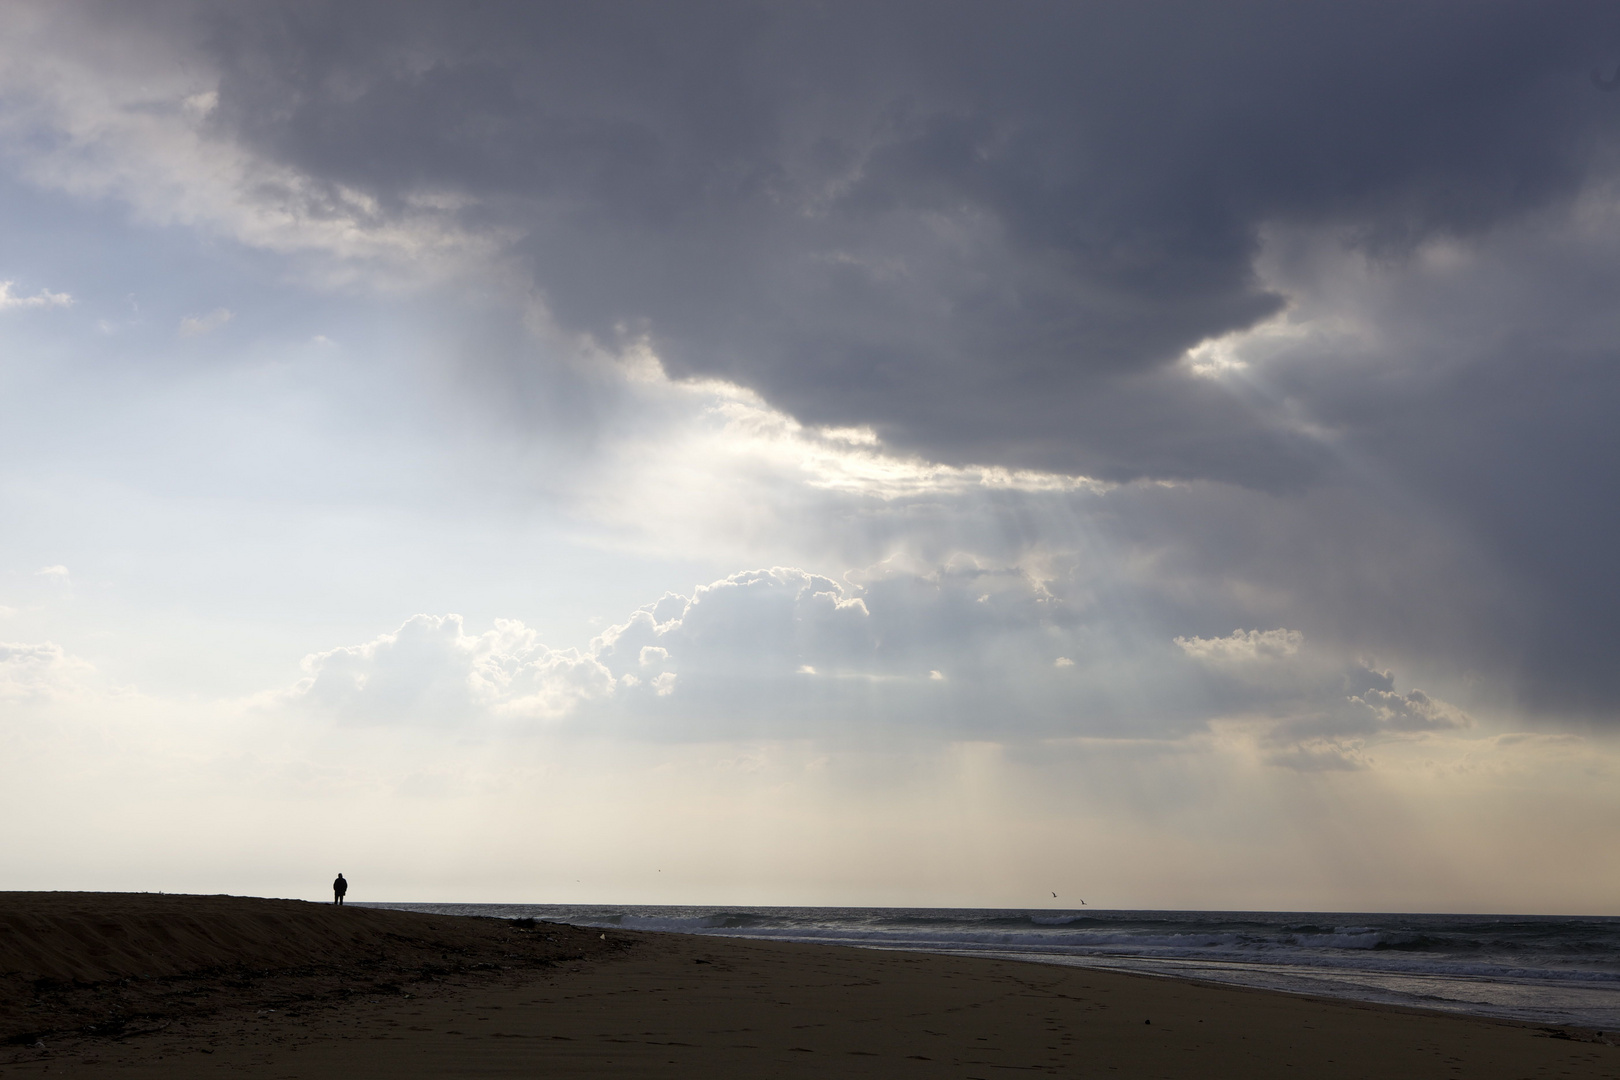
[3,893,1618,1077]
[869,946,1609,1030]
[370,900,1620,1031]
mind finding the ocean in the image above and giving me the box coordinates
[368,904,1620,1030]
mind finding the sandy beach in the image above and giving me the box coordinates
[2,893,1616,1079]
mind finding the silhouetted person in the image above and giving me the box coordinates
[333,872,348,906]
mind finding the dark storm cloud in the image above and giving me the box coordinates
[34,0,1620,718]
[1255,219,1620,717]
[165,0,1620,485]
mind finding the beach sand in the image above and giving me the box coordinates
[2,893,1616,1078]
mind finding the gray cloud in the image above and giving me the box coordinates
[183,3,1620,714]
[10,1,1620,719]
[120,0,1619,486]
[1242,215,1620,716]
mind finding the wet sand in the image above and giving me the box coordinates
[3,893,1617,1078]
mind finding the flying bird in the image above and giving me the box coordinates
[1594,64,1620,92]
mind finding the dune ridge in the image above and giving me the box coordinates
[1,893,519,984]
[0,892,614,1046]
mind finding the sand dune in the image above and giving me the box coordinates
[2,893,1616,1078]
[0,892,614,1047]
[1,892,566,985]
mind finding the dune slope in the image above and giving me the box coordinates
[0,892,613,1044]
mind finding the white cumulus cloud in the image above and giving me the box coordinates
[1175,628,1304,663]
[0,640,94,701]
[284,565,1071,731]
[0,281,72,310]
[278,565,1473,765]
[292,613,615,724]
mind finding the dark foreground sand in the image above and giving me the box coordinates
[3,894,1617,1078]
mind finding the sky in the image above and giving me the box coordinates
[3,0,1620,912]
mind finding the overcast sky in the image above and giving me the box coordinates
[3,1,1620,912]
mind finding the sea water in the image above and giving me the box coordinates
[367,904,1620,1030]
